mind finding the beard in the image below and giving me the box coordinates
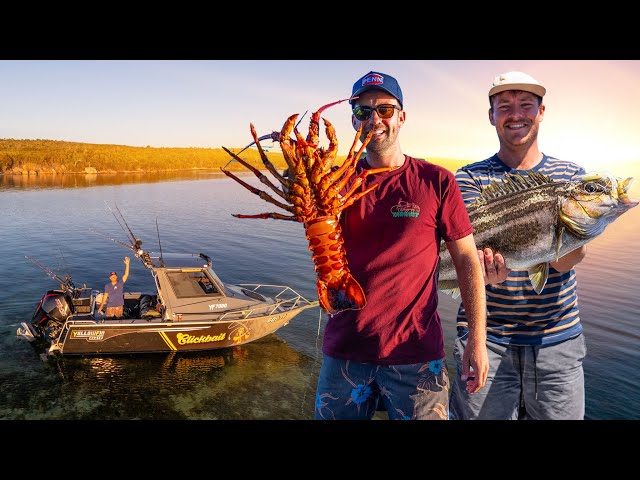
[361,128,397,155]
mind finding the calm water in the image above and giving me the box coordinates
[1,169,639,420]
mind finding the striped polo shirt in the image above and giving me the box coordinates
[453,153,586,346]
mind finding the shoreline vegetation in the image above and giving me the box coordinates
[0,139,469,175]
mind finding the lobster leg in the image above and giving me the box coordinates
[220,168,295,213]
[249,123,290,187]
[221,146,289,201]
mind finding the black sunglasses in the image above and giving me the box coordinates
[352,104,401,121]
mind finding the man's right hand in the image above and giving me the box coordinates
[478,248,510,285]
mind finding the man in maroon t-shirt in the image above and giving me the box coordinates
[314,71,488,420]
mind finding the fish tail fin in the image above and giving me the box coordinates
[528,263,550,294]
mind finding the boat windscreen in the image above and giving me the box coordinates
[166,270,222,298]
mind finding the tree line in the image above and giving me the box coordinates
[0,138,467,175]
[0,139,293,175]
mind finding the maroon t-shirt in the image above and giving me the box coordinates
[322,156,473,365]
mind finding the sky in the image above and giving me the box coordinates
[1,60,639,174]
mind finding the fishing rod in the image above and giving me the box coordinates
[156,217,165,267]
[90,228,138,252]
[104,201,143,251]
[90,227,151,269]
[25,255,76,291]
[114,203,143,251]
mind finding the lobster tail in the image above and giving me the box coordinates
[317,274,366,315]
[305,217,366,315]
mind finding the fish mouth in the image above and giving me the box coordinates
[619,177,639,207]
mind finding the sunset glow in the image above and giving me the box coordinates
[1,60,638,175]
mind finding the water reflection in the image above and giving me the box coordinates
[2,169,639,420]
[0,171,229,190]
[29,336,318,420]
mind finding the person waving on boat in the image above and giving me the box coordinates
[97,256,130,319]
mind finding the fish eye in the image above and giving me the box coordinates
[583,182,607,194]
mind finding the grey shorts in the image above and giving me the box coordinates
[449,333,586,420]
[315,354,449,420]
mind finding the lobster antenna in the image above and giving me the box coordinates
[295,110,308,128]
[222,110,309,169]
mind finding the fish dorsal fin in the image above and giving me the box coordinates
[528,262,549,294]
[437,280,461,299]
[476,171,554,204]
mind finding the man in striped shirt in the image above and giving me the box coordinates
[448,71,588,420]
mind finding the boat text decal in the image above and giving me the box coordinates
[266,314,287,324]
[176,332,226,345]
[209,303,228,310]
[72,330,105,341]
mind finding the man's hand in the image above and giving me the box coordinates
[478,248,510,285]
[461,334,489,394]
[124,256,130,266]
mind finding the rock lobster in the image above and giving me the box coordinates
[221,98,391,315]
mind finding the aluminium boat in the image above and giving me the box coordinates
[17,209,319,356]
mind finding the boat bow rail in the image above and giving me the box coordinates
[218,284,319,320]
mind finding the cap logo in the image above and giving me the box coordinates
[362,73,384,87]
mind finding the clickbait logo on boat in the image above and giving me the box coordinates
[176,332,226,344]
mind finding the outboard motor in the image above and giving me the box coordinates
[29,289,74,340]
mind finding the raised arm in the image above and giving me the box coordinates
[122,256,130,283]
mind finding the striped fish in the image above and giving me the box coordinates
[438,171,638,297]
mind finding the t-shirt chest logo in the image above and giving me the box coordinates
[391,200,420,218]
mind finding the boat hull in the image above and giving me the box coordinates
[50,306,315,355]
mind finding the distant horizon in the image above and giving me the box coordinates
[2,137,639,180]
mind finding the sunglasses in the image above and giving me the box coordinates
[352,104,401,121]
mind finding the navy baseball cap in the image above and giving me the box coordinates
[109,271,117,276]
[350,71,403,108]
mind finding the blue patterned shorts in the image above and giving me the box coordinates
[315,354,449,420]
